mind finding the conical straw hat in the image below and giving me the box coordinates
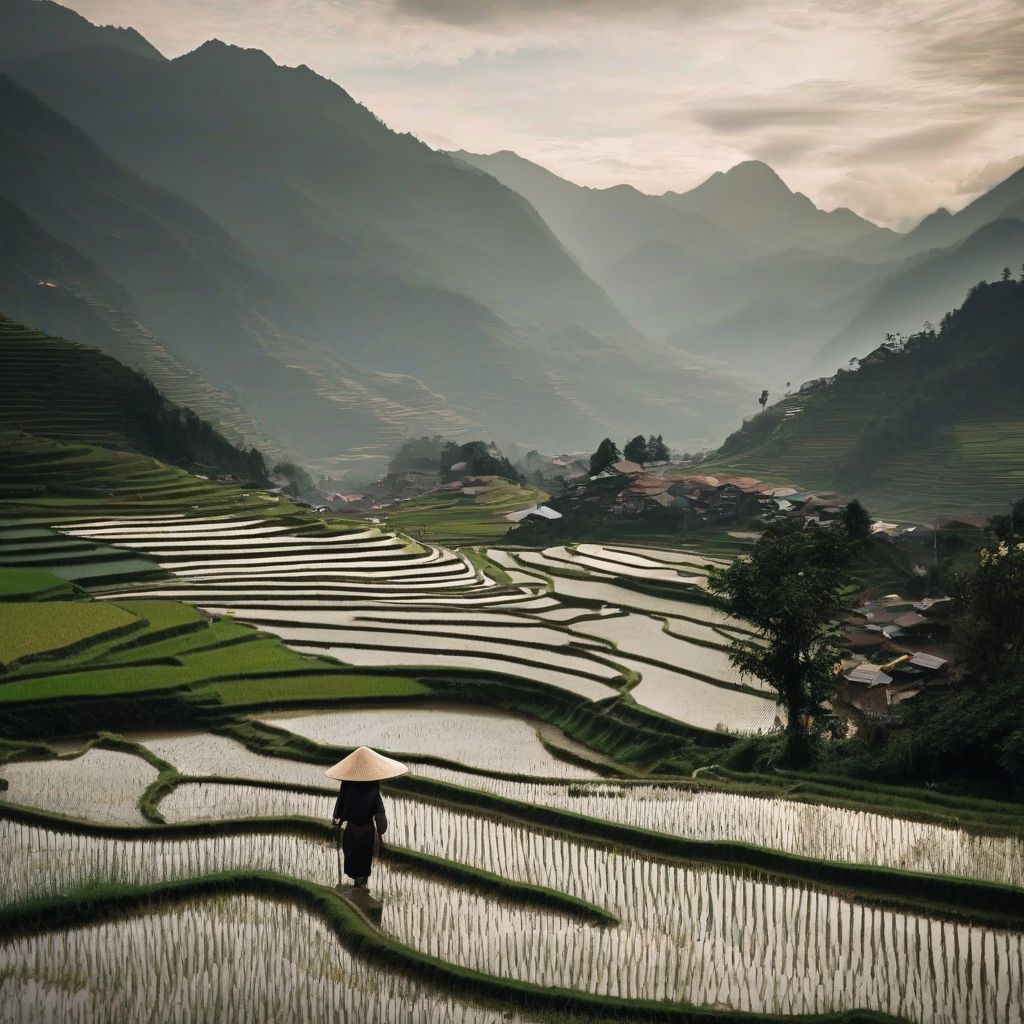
[324,745,409,782]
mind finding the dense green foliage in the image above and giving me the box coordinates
[588,438,620,476]
[623,435,648,464]
[709,525,850,765]
[388,435,448,475]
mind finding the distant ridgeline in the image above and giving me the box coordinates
[707,277,1024,520]
[0,316,268,482]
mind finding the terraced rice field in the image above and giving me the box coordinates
[5,709,1024,1023]
[140,782,1022,1020]
[125,720,1024,890]
[0,893,533,1024]
[56,511,776,732]
[10,500,1024,1021]
[0,748,157,825]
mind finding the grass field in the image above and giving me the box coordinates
[0,602,140,670]
[0,592,429,709]
[0,567,76,601]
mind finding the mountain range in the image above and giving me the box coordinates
[0,0,749,475]
[2,0,1023,476]
[453,151,1024,386]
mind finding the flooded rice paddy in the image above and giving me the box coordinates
[0,893,536,1024]
[147,783,1024,1021]
[7,517,1019,1021]
[79,516,767,733]
[0,749,156,826]
[5,712,1024,1021]
[253,707,600,778]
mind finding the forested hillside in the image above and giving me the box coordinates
[706,277,1024,518]
[0,316,267,480]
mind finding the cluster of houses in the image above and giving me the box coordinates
[584,460,848,526]
[839,593,953,719]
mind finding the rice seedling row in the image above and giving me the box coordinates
[147,784,1024,1021]
[0,893,534,1024]
[0,749,157,826]
[410,768,1024,888]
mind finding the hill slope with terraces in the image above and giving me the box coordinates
[0,316,267,481]
[704,278,1024,519]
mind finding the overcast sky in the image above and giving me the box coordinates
[62,0,1024,229]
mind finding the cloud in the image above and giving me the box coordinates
[694,104,837,134]
[748,134,822,164]
[852,121,990,161]
[822,167,957,229]
[689,81,874,134]
[908,0,1024,88]
[390,0,728,27]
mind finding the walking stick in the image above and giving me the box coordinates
[333,821,343,887]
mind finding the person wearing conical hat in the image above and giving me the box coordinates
[326,746,408,890]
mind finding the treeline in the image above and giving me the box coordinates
[142,383,268,482]
[589,434,670,475]
[388,436,521,483]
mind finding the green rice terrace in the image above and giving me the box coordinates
[3,446,1024,1023]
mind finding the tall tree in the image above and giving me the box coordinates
[758,389,769,411]
[646,434,670,462]
[955,539,1024,681]
[588,438,620,476]
[708,525,850,766]
[623,434,648,464]
[840,499,873,544]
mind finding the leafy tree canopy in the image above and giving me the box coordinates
[623,435,648,464]
[439,440,520,482]
[646,434,670,462]
[990,497,1024,543]
[589,438,621,476]
[708,524,850,766]
[840,498,873,544]
[388,435,447,475]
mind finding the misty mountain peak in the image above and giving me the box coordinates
[176,38,277,69]
[720,159,791,192]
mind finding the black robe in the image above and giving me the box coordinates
[333,781,388,880]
